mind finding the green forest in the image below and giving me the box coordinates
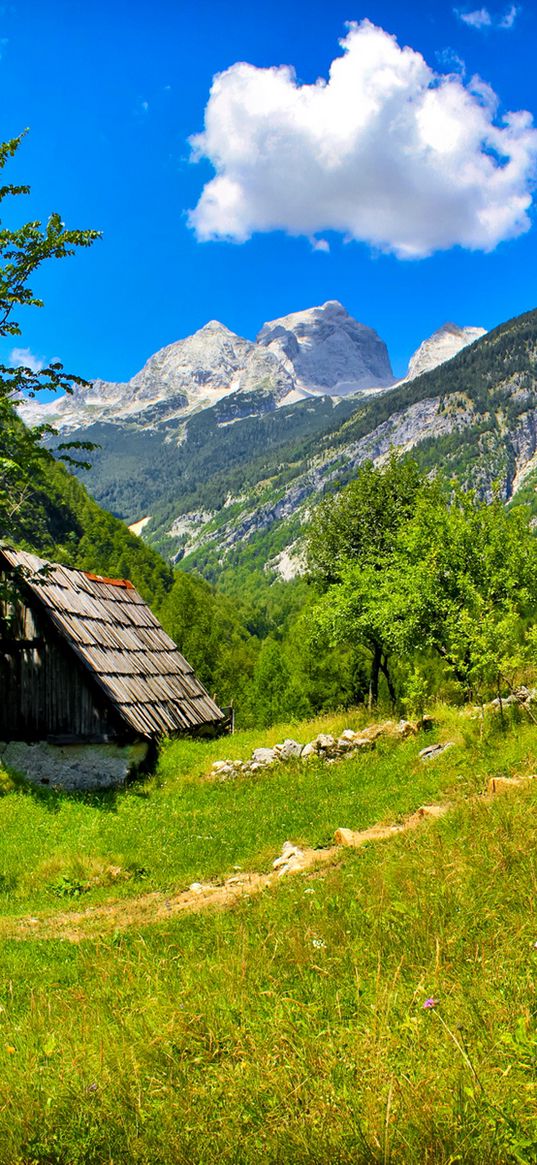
[2,128,537,728]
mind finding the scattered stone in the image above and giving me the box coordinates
[300,742,316,759]
[314,734,336,751]
[341,728,358,741]
[274,738,303,760]
[272,840,305,876]
[419,742,455,762]
[210,717,425,780]
[336,737,356,751]
[397,719,416,738]
[351,724,387,746]
[251,747,278,766]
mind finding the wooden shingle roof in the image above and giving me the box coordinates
[0,547,223,738]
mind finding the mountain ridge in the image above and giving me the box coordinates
[22,300,484,436]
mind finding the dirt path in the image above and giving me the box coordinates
[0,802,451,943]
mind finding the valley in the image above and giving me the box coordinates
[23,300,502,584]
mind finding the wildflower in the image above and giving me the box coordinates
[5,1045,15,1054]
[423,997,438,1010]
[312,938,326,950]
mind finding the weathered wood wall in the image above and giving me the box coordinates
[0,597,119,742]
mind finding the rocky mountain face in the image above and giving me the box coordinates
[404,323,487,382]
[23,301,397,434]
[25,296,526,588]
[24,299,486,440]
[139,307,535,583]
[257,300,394,400]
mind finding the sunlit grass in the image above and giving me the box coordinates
[1,738,537,1161]
[0,705,536,921]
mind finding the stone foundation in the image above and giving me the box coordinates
[0,740,149,791]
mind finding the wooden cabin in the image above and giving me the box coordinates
[0,546,224,789]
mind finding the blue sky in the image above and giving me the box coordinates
[1,0,536,382]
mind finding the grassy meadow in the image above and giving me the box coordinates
[1,706,537,1161]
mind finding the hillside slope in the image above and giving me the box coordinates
[19,301,490,584]
[153,306,537,583]
[1,705,537,1163]
[1,405,173,605]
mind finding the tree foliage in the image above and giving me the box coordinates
[307,456,537,704]
[0,131,100,537]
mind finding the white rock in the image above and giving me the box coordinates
[314,734,336,751]
[419,742,455,762]
[273,840,305,876]
[251,747,278,766]
[403,323,486,383]
[275,738,303,760]
[301,743,317,759]
[397,720,416,738]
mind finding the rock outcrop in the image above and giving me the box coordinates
[403,323,486,383]
[257,300,394,399]
[24,303,483,437]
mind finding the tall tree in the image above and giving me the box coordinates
[308,458,537,704]
[307,454,440,702]
[0,132,100,539]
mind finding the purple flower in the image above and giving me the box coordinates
[423,997,438,1010]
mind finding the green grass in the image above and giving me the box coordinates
[0,703,528,919]
[2,706,537,1161]
[0,708,445,916]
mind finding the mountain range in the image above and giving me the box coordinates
[23,301,484,432]
[22,301,537,588]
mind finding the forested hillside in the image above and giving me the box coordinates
[37,306,537,588]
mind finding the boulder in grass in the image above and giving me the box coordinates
[274,739,303,760]
[272,841,305,877]
[211,760,235,778]
[251,747,278,766]
[419,742,455,762]
[397,719,417,739]
[314,734,336,752]
[301,742,316,760]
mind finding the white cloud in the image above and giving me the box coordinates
[499,4,520,27]
[188,20,537,259]
[456,8,492,27]
[310,237,330,253]
[10,347,44,373]
[455,5,520,28]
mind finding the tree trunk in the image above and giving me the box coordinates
[380,653,396,706]
[370,643,381,705]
